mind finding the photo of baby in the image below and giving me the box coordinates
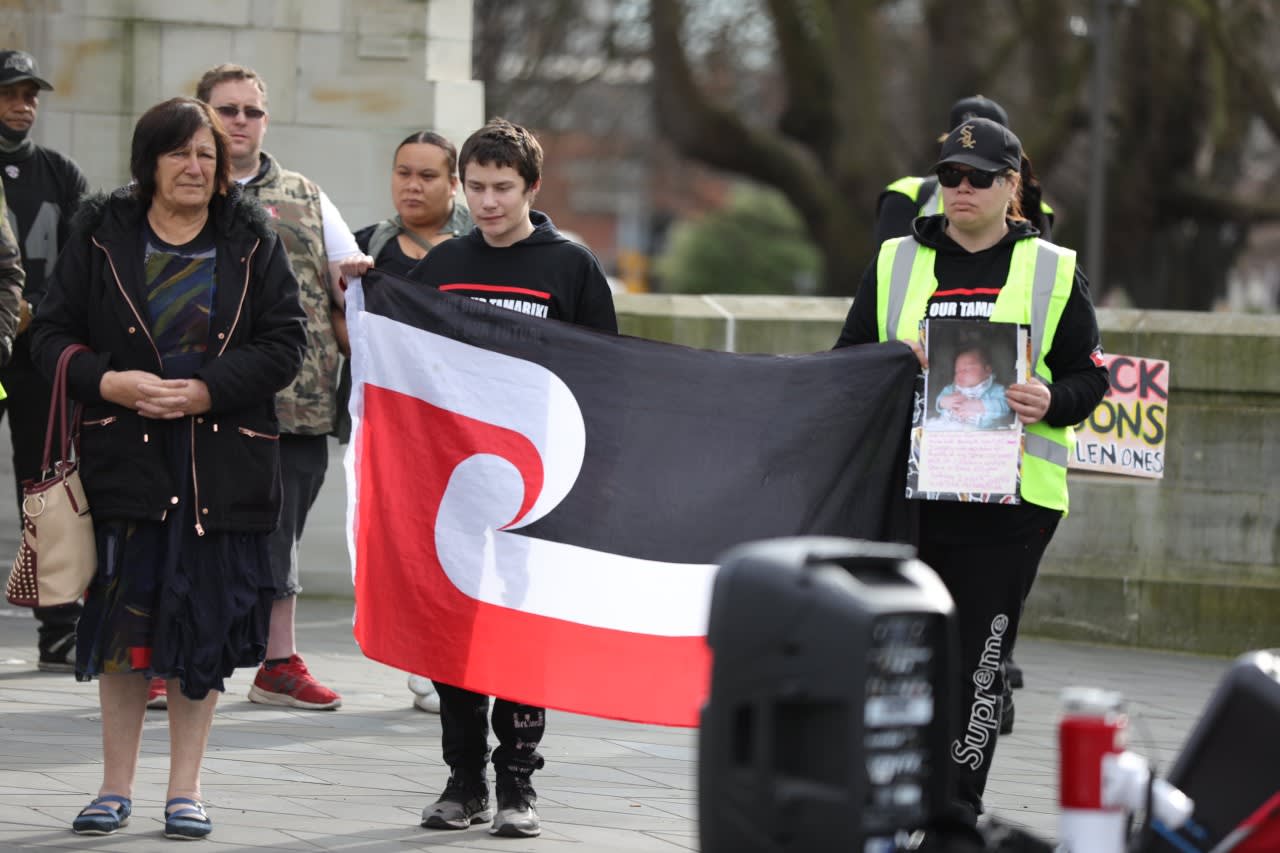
[925,323,1020,431]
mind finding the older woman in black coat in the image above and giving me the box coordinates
[31,97,304,840]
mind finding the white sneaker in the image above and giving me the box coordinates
[408,674,441,714]
[491,779,540,837]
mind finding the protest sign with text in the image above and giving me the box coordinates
[1071,354,1169,478]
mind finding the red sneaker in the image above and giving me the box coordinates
[146,678,167,710]
[247,655,341,710]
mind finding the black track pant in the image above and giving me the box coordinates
[434,680,546,783]
[918,516,1058,825]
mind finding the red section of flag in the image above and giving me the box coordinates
[352,383,710,727]
[1231,790,1280,853]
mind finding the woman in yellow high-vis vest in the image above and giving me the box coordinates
[836,117,1109,838]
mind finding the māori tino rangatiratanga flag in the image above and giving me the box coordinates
[346,268,918,726]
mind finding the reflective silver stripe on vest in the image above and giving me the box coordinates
[1030,241,1065,369]
[1025,432,1069,467]
[885,239,922,340]
[920,188,942,216]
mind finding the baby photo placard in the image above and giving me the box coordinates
[908,319,1029,503]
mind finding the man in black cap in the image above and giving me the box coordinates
[0,48,90,673]
[874,95,1053,248]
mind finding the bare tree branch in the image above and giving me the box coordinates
[649,0,829,215]
[827,0,894,183]
[651,0,877,295]
[642,0,1279,303]
[1166,180,1280,223]
[475,0,625,123]
[764,0,837,158]
[1180,0,1280,140]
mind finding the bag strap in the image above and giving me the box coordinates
[364,218,400,263]
[41,344,91,475]
[394,215,438,254]
[371,216,438,258]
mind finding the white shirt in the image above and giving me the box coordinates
[317,190,361,262]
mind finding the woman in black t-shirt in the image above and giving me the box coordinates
[351,130,473,275]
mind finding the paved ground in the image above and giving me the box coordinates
[0,432,1236,850]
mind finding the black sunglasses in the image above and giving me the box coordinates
[213,104,267,120]
[936,164,1003,189]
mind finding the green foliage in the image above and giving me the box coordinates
[654,184,823,294]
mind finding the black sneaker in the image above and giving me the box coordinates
[1006,657,1024,689]
[999,690,1015,735]
[421,772,492,830]
[37,631,76,673]
[491,777,540,838]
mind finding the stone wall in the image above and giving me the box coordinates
[1030,309,1280,655]
[0,0,483,230]
[614,294,1280,656]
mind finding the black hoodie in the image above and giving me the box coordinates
[406,209,617,332]
[836,215,1109,540]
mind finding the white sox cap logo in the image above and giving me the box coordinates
[4,53,33,73]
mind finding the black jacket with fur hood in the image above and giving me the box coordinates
[30,186,306,533]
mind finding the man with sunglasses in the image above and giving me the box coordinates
[875,95,1054,247]
[192,64,360,712]
[835,117,1108,844]
[0,49,89,675]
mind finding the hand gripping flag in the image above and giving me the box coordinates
[346,269,919,726]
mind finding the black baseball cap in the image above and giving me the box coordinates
[0,50,54,91]
[933,118,1022,174]
[948,95,1008,129]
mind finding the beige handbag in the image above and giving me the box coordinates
[5,343,96,607]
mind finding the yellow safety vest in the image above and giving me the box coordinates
[874,235,1076,512]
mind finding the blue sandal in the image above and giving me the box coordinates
[164,797,212,840]
[72,795,132,835]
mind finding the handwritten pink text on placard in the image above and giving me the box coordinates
[918,430,1021,495]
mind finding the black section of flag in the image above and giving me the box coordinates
[361,269,918,564]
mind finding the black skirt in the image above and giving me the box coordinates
[74,417,274,700]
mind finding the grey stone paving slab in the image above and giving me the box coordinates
[0,398,1244,853]
[603,742,696,762]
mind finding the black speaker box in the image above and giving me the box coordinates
[699,537,958,853]
[1140,649,1280,852]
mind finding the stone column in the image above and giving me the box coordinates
[6,0,484,226]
